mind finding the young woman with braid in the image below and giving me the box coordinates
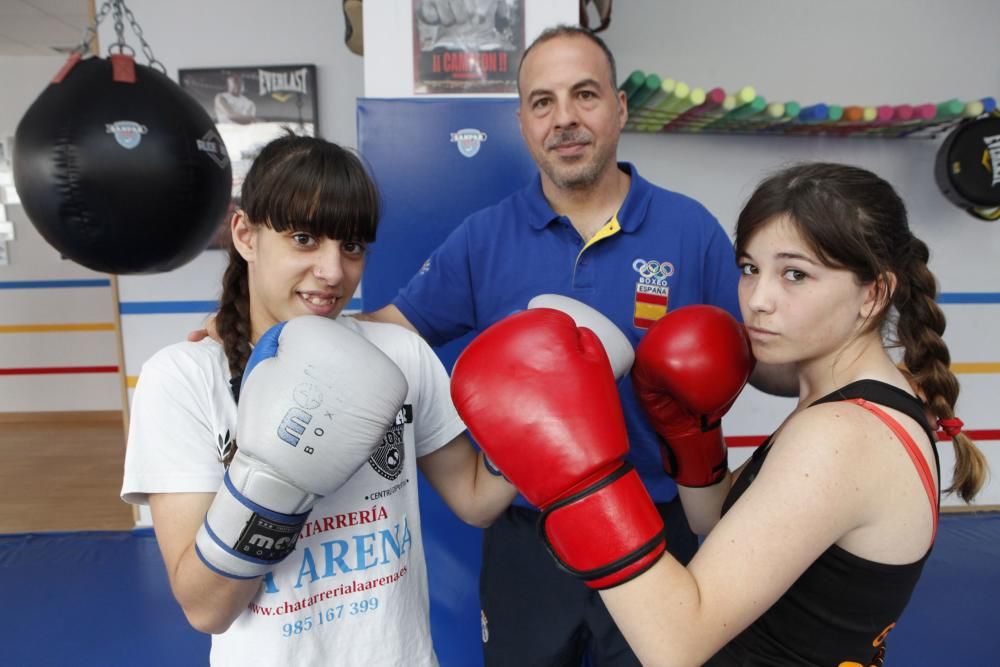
[451,162,988,667]
[121,134,516,666]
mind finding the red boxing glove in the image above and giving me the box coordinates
[452,308,665,589]
[632,305,754,487]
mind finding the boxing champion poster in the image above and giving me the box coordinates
[413,0,524,94]
[178,65,319,248]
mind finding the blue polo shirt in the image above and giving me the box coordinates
[394,162,740,504]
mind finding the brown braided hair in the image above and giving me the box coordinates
[893,235,986,501]
[217,242,252,467]
[735,162,987,502]
[215,134,381,466]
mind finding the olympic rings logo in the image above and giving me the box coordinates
[633,258,675,280]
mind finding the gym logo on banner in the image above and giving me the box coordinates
[451,128,488,158]
[369,404,413,481]
[632,258,674,328]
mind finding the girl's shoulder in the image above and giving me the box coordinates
[340,317,452,411]
[780,397,883,438]
[766,401,884,478]
[140,338,229,385]
[341,317,435,364]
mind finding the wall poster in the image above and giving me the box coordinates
[178,64,319,247]
[413,1,524,94]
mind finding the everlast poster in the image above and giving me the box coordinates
[413,0,524,94]
[178,65,319,247]
[179,64,318,199]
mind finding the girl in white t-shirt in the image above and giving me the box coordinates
[122,134,516,666]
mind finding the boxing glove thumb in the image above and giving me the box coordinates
[528,294,633,379]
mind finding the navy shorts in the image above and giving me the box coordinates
[479,497,697,667]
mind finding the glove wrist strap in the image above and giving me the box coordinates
[539,463,666,589]
[195,468,312,579]
[660,426,728,488]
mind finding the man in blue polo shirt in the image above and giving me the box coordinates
[363,24,793,667]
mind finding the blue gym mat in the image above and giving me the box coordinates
[1,513,998,666]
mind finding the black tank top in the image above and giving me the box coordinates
[705,380,940,667]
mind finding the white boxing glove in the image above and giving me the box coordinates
[528,294,634,380]
[195,316,408,579]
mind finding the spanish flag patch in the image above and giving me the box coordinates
[633,283,669,329]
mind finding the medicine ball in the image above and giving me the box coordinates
[13,55,232,273]
[934,114,1000,222]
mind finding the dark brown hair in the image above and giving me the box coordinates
[735,162,987,501]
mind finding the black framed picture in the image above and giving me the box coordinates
[178,65,319,248]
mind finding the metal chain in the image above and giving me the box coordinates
[121,2,166,73]
[108,0,134,57]
[72,0,166,73]
[76,1,112,56]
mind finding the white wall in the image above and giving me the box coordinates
[0,56,67,136]
[99,0,364,149]
[0,204,121,412]
[608,1,1000,106]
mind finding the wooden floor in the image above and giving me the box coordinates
[0,415,135,533]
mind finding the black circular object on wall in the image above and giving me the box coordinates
[934,114,1000,221]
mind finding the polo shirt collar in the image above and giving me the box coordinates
[523,175,559,230]
[523,162,654,233]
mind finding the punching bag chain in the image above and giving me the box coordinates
[75,0,166,74]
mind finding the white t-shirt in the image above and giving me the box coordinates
[122,318,465,666]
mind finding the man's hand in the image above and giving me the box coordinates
[351,305,420,334]
[187,314,220,343]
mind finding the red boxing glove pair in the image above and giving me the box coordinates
[451,303,753,588]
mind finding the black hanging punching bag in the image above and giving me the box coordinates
[13,54,232,274]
